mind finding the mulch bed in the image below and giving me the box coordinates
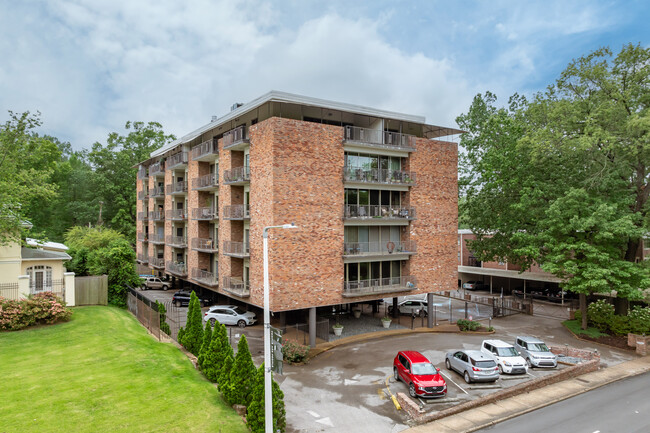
[577,334,634,351]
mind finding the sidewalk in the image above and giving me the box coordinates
[404,355,650,433]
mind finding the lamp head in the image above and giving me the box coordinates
[282,223,297,229]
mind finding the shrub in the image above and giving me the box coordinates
[0,293,72,331]
[224,334,256,406]
[587,300,615,333]
[457,319,481,332]
[202,322,233,382]
[218,353,234,396]
[246,363,286,433]
[197,321,213,369]
[573,310,582,323]
[628,306,650,335]
[281,340,310,364]
[609,314,631,336]
[156,301,171,335]
[179,292,203,355]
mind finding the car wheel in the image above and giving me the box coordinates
[162,285,168,291]
[175,300,181,307]
[209,318,216,326]
[526,358,532,368]
[445,359,451,370]
[237,320,246,328]
[408,383,416,398]
[393,367,399,382]
[464,371,471,384]
[497,365,503,374]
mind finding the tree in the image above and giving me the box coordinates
[156,301,171,335]
[218,353,234,397]
[246,363,286,433]
[179,292,203,356]
[225,334,256,406]
[202,322,233,382]
[197,321,213,369]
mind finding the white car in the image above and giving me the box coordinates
[203,305,257,328]
[481,339,528,375]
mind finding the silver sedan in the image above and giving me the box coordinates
[445,349,500,384]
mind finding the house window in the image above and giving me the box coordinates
[26,265,52,293]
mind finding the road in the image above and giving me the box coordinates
[477,372,650,433]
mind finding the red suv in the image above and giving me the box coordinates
[393,351,447,398]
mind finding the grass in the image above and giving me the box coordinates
[562,319,609,338]
[0,306,247,433]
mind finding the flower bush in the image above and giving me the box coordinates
[281,339,310,364]
[587,300,615,333]
[628,306,650,335]
[457,319,481,332]
[0,293,72,331]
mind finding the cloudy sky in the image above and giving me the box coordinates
[1,0,648,149]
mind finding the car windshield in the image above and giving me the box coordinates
[231,306,246,315]
[528,343,549,352]
[497,347,519,357]
[411,363,437,375]
[472,360,496,368]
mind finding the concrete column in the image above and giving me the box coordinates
[17,275,30,300]
[308,307,316,348]
[392,297,399,319]
[64,272,76,307]
[427,292,433,328]
[278,311,287,328]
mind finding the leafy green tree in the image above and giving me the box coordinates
[218,353,234,397]
[225,334,256,406]
[180,292,203,356]
[197,321,213,369]
[246,363,286,433]
[202,322,233,382]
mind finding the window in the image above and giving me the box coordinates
[26,266,52,293]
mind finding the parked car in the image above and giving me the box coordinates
[481,339,528,375]
[171,290,211,307]
[203,305,257,328]
[393,351,447,398]
[445,350,500,383]
[514,336,558,368]
[141,276,169,291]
[388,299,428,317]
[462,281,488,291]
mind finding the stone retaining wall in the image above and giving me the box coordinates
[549,345,600,361]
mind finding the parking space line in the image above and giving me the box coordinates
[439,370,468,395]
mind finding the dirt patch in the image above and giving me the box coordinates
[578,334,635,351]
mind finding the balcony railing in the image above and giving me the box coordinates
[192,268,219,287]
[343,167,416,185]
[192,173,218,190]
[149,161,165,176]
[166,181,188,195]
[150,234,165,244]
[468,256,482,267]
[137,211,149,221]
[149,257,164,268]
[223,166,250,184]
[167,152,188,169]
[223,126,249,149]
[137,167,148,179]
[191,237,218,253]
[138,190,149,200]
[136,253,148,263]
[166,209,187,220]
[343,276,417,297]
[166,235,187,248]
[344,205,416,220]
[150,185,165,198]
[343,240,416,256]
[137,233,148,242]
[344,126,416,151]
[222,241,250,257]
[166,261,187,276]
[222,276,250,297]
[191,138,218,161]
[223,204,250,220]
[191,207,217,220]
[149,211,165,221]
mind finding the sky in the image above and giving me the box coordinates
[1,0,649,150]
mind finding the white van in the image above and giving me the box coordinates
[481,339,528,375]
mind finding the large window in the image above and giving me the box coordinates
[345,152,402,171]
[345,189,400,207]
[26,265,52,293]
[345,260,401,284]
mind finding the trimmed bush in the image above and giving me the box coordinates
[628,306,650,335]
[457,319,481,332]
[609,314,631,336]
[587,300,615,333]
[218,353,234,396]
[180,291,203,355]
[281,340,310,364]
[0,293,72,331]
[246,363,286,433]
[202,322,233,382]
[197,321,213,369]
[573,310,582,323]
[224,334,256,406]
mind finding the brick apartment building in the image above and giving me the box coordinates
[136,91,459,337]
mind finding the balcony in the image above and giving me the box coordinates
[191,207,217,221]
[344,126,416,152]
[150,185,165,198]
[149,211,165,221]
[343,240,416,259]
[166,235,187,248]
[137,167,149,180]
[344,205,415,225]
[342,276,417,297]
[223,166,250,185]
[137,233,148,242]
[138,190,149,200]
[137,211,149,221]
[167,151,188,170]
[192,268,219,287]
[149,161,165,177]
[222,276,250,297]
[136,253,148,264]
[149,257,165,268]
[222,241,249,258]
[223,126,249,150]
[166,261,187,277]
[468,256,482,267]
[191,138,219,161]
[192,237,218,253]
[166,209,187,221]
[343,167,416,188]
[192,173,218,191]
[166,181,188,195]
[150,234,165,244]
[223,204,250,220]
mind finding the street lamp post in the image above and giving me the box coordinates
[263,223,297,433]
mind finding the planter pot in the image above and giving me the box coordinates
[353,310,361,319]
[381,320,391,329]
[333,326,343,336]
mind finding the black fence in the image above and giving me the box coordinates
[0,282,19,300]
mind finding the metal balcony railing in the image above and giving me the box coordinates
[344,126,416,151]
[222,241,250,257]
[343,276,417,297]
[166,181,188,195]
[223,204,250,220]
[150,234,165,244]
[149,161,164,176]
[138,190,149,200]
[149,257,164,268]
[192,268,219,286]
[192,173,218,190]
[167,152,188,169]
[222,276,250,297]
[137,167,148,179]
[191,237,218,252]
[343,167,416,185]
[166,235,187,248]
[343,240,416,256]
[191,138,218,160]
[166,209,187,220]
[343,205,416,220]
[223,126,249,149]
[166,261,187,276]
[191,207,217,220]
[137,211,149,221]
[149,211,165,221]
[136,253,148,263]
[223,166,250,184]
[150,185,165,198]
[137,233,148,242]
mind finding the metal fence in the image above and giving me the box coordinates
[281,319,330,345]
[0,282,19,300]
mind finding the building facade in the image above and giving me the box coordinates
[136,91,459,325]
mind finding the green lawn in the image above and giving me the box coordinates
[562,319,609,338]
[0,306,247,433]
